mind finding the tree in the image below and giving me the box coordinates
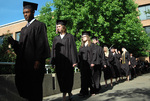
[38,0,150,57]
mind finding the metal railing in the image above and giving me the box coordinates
[0,62,51,74]
[0,62,15,65]
[0,62,79,74]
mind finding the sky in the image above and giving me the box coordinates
[0,0,54,26]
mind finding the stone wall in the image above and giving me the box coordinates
[0,72,104,101]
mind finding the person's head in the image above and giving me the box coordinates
[122,47,127,52]
[81,31,91,47]
[92,36,98,44]
[82,35,88,42]
[111,47,115,53]
[130,53,133,57]
[104,46,109,57]
[56,20,67,34]
[104,46,108,52]
[23,1,38,22]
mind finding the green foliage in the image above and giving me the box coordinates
[38,0,150,57]
[0,34,16,74]
[0,35,16,62]
[38,2,57,48]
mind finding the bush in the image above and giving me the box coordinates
[0,35,16,74]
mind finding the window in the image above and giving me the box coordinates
[16,32,20,41]
[138,5,150,20]
[144,26,150,36]
[0,36,4,45]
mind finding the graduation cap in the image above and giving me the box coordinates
[23,1,38,11]
[111,47,115,49]
[92,36,98,40]
[56,20,67,26]
[82,31,91,36]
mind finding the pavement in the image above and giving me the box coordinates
[43,73,150,101]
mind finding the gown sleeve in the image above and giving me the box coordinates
[70,35,78,64]
[34,23,50,62]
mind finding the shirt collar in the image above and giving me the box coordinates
[60,33,66,39]
[85,41,88,47]
[27,19,35,27]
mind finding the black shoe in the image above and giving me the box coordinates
[78,93,88,97]
[69,93,73,101]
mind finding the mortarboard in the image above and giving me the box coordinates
[23,1,38,11]
[56,20,67,26]
[82,31,91,36]
[111,47,115,49]
[92,36,98,40]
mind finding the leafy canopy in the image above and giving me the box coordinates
[38,0,150,57]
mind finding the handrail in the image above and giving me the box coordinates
[0,62,15,65]
[0,62,79,73]
[0,62,51,67]
[0,62,52,74]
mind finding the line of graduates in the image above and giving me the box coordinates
[7,1,149,101]
[51,20,150,101]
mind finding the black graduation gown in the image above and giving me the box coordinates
[78,44,93,95]
[13,20,50,101]
[117,54,122,76]
[136,60,142,75]
[130,56,136,78]
[90,44,105,93]
[121,52,130,76]
[112,53,122,78]
[103,52,116,80]
[51,33,78,93]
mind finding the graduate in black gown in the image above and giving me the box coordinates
[121,48,131,81]
[51,20,78,101]
[90,36,106,95]
[103,46,115,87]
[117,50,123,79]
[111,48,122,83]
[130,53,137,79]
[78,31,94,96]
[8,1,50,101]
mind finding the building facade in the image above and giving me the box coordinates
[0,19,26,45]
[135,0,150,36]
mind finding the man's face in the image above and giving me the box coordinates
[23,9,34,21]
[56,24,63,33]
[130,54,132,57]
[92,39,97,44]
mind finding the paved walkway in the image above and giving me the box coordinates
[43,73,150,101]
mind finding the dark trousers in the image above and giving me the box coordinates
[131,67,136,78]
[15,69,45,101]
[90,65,101,94]
[80,66,92,95]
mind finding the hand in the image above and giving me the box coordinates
[73,63,77,67]
[91,64,95,67]
[34,61,40,70]
[129,61,131,65]
[104,65,107,68]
